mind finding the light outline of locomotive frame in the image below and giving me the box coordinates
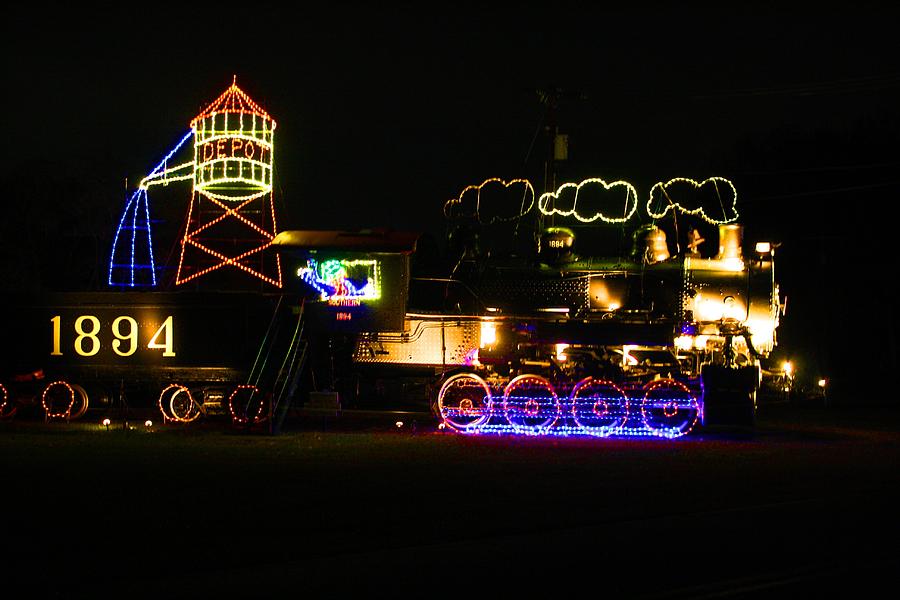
[437,372,702,439]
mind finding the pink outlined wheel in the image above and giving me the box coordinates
[437,372,492,432]
[570,377,629,436]
[159,384,200,423]
[640,378,700,438]
[42,381,75,421]
[503,374,560,434]
[228,385,269,425]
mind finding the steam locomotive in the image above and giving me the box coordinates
[273,177,783,437]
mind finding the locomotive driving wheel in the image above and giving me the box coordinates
[503,374,560,434]
[570,377,629,436]
[437,372,492,432]
[640,378,700,438]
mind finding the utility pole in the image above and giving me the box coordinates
[536,86,579,227]
[538,87,560,197]
[537,87,560,232]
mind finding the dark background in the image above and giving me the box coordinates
[3,2,899,393]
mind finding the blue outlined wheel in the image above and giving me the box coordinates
[437,372,492,432]
[640,378,700,438]
[503,374,560,435]
[570,377,629,436]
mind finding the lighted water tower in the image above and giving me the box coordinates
[177,78,281,287]
[108,77,282,288]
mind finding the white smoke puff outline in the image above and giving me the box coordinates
[646,177,739,224]
[538,178,638,223]
[443,177,535,224]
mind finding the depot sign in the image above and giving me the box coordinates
[199,137,271,164]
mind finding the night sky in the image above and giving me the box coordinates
[4,3,900,388]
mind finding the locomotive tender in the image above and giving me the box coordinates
[3,291,280,422]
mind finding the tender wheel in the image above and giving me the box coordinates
[640,378,700,438]
[228,385,270,425]
[0,383,15,419]
[159,384,200,423]
[437,372,492,432]
[503,374,560,434]
[69,384,90,421]
[42,381,76,421]
[571,377,629,436]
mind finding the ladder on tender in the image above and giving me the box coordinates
[244,296,308,433]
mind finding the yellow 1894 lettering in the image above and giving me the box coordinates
[50,314,176,358]
[147,316,176,357]
[50,315,63,356]
[74,316,101,356]
[112,316,138,357]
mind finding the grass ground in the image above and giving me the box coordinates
[2,403,899,598]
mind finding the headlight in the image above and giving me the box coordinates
[480,321,497,348]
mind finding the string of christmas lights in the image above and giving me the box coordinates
[109,130,194,287]
[570,377,630,435]
[443,177,535,223]
[298,258,381,302]
[646,177,739,224]
[175,234,281,287]
[228,384,269,425]
[639,378,701,436]
[41,381,75,422]
[158,384,200,423]
[538,178,639,223]
[503,374,561,434]
[193,76,273,121]
[437,372,493,431]
[437,375,701,438]
[191,77,276,203]
[109,79,283,289]
[0,383,11,419]
[139,162,194,189]
[185,192,275,239]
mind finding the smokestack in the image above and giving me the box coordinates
[716,224,743,260]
